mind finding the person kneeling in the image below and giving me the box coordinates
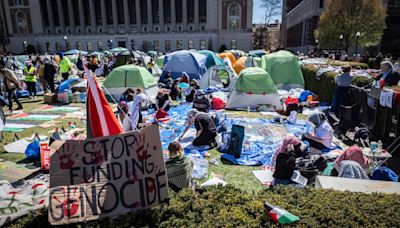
[273,137,302,186]
[165,142,194,192]
[303,113,333,150]
[179,109,217,147]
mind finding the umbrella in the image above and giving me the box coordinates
[58,78,84,92]
[110,47,129,53]
[63,49,88,55]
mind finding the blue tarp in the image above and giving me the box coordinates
[160,50,207,81]
[58,78,84,92]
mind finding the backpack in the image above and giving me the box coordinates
[219,124,245,159]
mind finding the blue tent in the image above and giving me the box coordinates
[197,50,225,68]
[160,50,207,80]
[63,49,88,55]
[58,78,84,92]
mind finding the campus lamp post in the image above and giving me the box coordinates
[355,31,361,54]
[23,41,27,54]
[108,39,113,49]
[339,34,343,51]
[64,35,68,51]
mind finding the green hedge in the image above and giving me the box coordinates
[9,185,400,227]
[302,65,373,102]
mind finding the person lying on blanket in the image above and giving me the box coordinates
[178,109,217,147]
[303,113,333,150]
[165,141,194,192]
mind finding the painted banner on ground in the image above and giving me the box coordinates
[48,124,168,225]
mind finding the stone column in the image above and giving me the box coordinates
[78,0,85,31]
[100,0,107,30]
[57,0,65,32]
[46,0,54,32]
[112,0,118,28]
[194,0,199,30]
[135,0,142,31]
[67,0,75,27]
[147,0,153,31]
[171,0,176,31]
[159,0,164,29]
[182,0,187,30]
[124,0,130,32]
[89,0,96,30]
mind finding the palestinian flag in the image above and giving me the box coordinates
[264,201,300,225]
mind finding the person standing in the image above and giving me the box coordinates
[23,60,37,99]
[330,65,352,115]
[0,60,23,111]
[36,56,48,93]
[58,52,72,81]
[376,60,400,86]
[44,56,57,93]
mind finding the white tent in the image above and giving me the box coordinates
[198,65,236,91]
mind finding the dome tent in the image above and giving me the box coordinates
[232,56,257,74]
[160,50,207,80]
[261,50,304,90]
[198,65,236,91]
[103,65,158,101]
[226,67,281,110]
[197,50,225,68]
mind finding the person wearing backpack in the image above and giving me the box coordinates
[0,60,23,111]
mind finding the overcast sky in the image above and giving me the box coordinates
[252,0,282,24]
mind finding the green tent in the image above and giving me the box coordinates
[254,57,262,68]
[103,64,158,99]
[197,50,225,68]
[226,67,281,109]
[155,56,165,67]
[261,50,304,90]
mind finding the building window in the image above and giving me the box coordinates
[88,28,91,33]
[189,26,193,31]
[152,0,159,24]
[129,0,136,24]
[99,28,102,33]
[140,0,148,24]
[164,0,171,23]
[231,39,237,49]
[200,40,206,50]
[199,0,207,23]
[72,0,80,25]
[143,27,147,32]
[77,29,81,33]
[178,26,182,32]
[188,40,194,49]
[66,41,71,50]
[155,27,159,32]
[118,41,126,47]
[176,0,182,23]
[56,42,62,51]
[154,40,160,50]
[97,42,104,51]
[46,42,51,52]
[117,0,124,24]
[201,25,205,31]
[105,0,113,25]
[87,42,93,51]
[228,3,241,29]
[187,0,194,23]
[177,40,183,50]
[67,29,71,34]
[319,0,324,8]
[76,42,82,50]
[58,29,61,34]
[165,40,171,51]
[94,0,102,25]
[166,26,170,32]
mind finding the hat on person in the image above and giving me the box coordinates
[57,51,64,58]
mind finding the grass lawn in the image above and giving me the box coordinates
[0,98,286,193]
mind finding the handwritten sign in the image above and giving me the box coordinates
[48,124,168,225]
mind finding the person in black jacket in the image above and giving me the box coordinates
[44,57,57,93]
[273,136,302,186]
[376,60,400,86]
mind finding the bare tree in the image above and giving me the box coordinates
[258,0,281,50]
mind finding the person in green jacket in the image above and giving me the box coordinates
[165,141,193,192]
[58,52,72,81]
[23,60,37,99]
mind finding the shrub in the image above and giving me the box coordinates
[9,185,400,227]
[327,60,369,69]
[301,65,373,102]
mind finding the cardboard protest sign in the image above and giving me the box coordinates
[48,124,168,225]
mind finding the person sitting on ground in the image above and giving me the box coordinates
[135,88,149,109]
[165,141,194,192]
[181,72,190,83]
[155,91,172,111]
[375,60,400,86]
[161,72,174,89]
[119,88,135,103]
[303,113,333,150]
[273,136,302,186]
[330,65,352,116]
[331,145,370,177]
[179,109,217,147]
[170,79,182,100]
[192,90,210,113]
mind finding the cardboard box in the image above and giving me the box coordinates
[44,93,57,104]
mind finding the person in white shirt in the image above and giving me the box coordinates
[303,113,333,150]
